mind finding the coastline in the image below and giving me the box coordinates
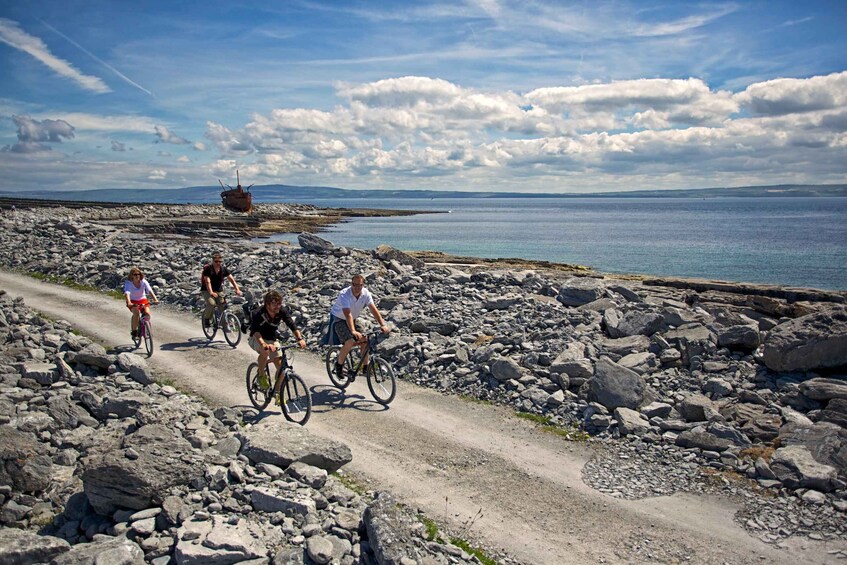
[4,195,844,299]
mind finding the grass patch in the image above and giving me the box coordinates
[516,411,591,441]
[26,271,115,295]
[458,394,493,406]
[331,471,369,497]
[739,445,775,462]
[449,537,498,565]
[473,334,494,346]
[418,515,442,542]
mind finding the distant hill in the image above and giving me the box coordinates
[2,183,846,204]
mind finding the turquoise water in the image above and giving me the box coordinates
[264,197,847,291]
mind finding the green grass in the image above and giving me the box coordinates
[26,270,121,297]
[418,515,442,542]
[417,514,497,564]
[516,411,591,441]
[331,471,369,497]
[449,537,498,565]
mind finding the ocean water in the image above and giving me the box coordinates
[263,197,847,291]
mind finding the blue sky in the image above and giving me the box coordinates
[1,0,846,193]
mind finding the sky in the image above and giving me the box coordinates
[1,0,846,194]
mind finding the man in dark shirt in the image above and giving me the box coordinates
[200,252,242,326]
[248,290,306,386]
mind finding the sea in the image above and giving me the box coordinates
[259,197,847,291]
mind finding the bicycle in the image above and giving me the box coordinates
[246,342,312,425]
[131,309,154,357]
[324,331,397,405]
[201,295,242,347]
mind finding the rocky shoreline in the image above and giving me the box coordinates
[1,202,846,563]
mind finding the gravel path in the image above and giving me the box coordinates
[1,270,842,564]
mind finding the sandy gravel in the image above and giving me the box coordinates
[1,270,840,565]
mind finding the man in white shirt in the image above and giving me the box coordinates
[330,274,389,381]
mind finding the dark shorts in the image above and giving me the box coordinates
[333,318,355,343]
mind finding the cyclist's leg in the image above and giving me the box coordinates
[360,340,370,367]
[200,291,216,322]
[334,319,356,365]
[249,335,270,375]
[130,305,140,333]
[216,293,227,314]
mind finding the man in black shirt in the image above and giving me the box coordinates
[200,252,242,326]
[249,290,306,386]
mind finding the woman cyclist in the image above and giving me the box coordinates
[124,267,159,339]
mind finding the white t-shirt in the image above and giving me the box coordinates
[124,279,153,302]
[330,286,374,320]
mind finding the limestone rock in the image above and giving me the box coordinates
[762,306,847,372]
[587,357,651,410]
[239,420,352,473]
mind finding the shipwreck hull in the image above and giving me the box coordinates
[221,188,252,213]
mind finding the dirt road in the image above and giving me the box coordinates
[0,270,837,564]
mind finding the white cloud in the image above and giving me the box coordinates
[44,113,156,133]
[2,115,75,153]
[197,71,847,190]
[735,71,847,116]
[0,18,110,93]
[154,125,190,145]
[177,155,190,162]
[148,169,167,180]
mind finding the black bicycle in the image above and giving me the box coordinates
[246,343,312,425]
[324,331,397,405]
[201,296,242,347]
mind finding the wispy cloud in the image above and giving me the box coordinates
[38,19,153,97]
[0,18,110,93]
[35,112,157,133]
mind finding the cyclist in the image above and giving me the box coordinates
[200,252,242,327]
[330,274,389,382]
[124,267,159,339]
[248,290,306,389]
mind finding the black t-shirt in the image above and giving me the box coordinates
[200,264,230,292]
[249,305,298,341]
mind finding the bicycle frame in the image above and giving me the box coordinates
[346,333,382,378]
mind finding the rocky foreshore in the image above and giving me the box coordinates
[1,203,846,562]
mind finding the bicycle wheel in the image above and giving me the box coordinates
[141,318,154,357]
[246,363,273,410]
[202,313,216,340]
[222,312,242,347]
[280,371,312,425]
[367,357,397,405]
[325,346,350,388]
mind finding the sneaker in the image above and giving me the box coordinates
[131,329,138,339]
[203,317,212,328]
[335,362,345,380]
[257,373,270,390]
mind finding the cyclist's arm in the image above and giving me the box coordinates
[281,308,306,348]
[124,290,133,307]
[368,303,389,332]
[143,280,159,304]
[226,274,242,295]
